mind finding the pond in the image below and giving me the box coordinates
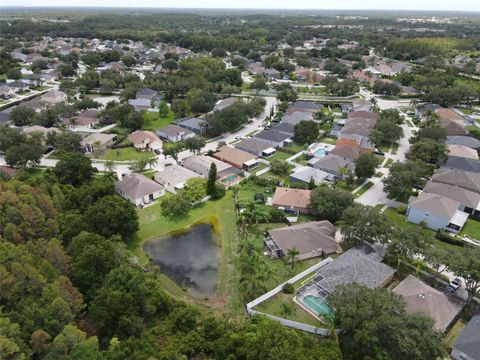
[142,223,220,298]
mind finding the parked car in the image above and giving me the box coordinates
[447,277,462,292]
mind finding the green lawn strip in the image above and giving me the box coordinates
[237,179,276,204]
[251,162,269,175]
[287,142,307,153]
[391,143,399,155]
[319,137,337,145]
[130,192,241,310]
[443,319,466,349]
[355,181,374,198]
[142,110,175,131]
[384,158,394,168]
[269,150,294,162]
[378,143,392,154]
[456,107,475,115]
[460,219,480,240]
[259,170,291,185]
[103,147,155,161]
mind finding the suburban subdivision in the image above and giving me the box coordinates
[1,5,480,360]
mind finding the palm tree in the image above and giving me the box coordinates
[370,97,379,112]
[93,140,102,158]
[424,110,440,128]
[286,247,300,271]
[147,157,158,169]
[104,160,117,173]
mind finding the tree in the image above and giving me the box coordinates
[163,142,182,163]
[163,58,178,73]
[51,131,82,153]
[84,195,139,241]
[6,68,21,80]
[270,159,290,175]
[185,136,206,154]
[448,246,480,306]
[121,55,136,68]
[5,143,43,169]
[206,162,217,197]
[407,138,448,165]
[383,160,432,202]
[161,192,192,216]
[0,126,26,152]
[250,77,268,94]
[286,247,300,270]
[338,205,389,246]
[280,301,295,318]
[10,106,35,126]
[171,98,189,118]
[423,246,450,287]
[276,83,297,102]
[293,120,319,144]
[53,153,97,187]
[330,283,445,360]
[158,101,169,117]
[354,153,378,180]
[309,187,354,222]
[371,116,403,146]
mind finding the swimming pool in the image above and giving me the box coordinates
[302,295,333,316]
[221,174,239,185]
[315,148,326,157]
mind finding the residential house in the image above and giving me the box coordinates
[407,192,469,233]
[447,145,479,160]
[352,99,373,112]
[128,131,163,152]
[270,122,295,136]
[135,88,161,101]
[282,111,313,125]
[63,109,99,130]
[213,97,239,111]
[423,182,480,219]
[264,221,339,260]
[213,145,259,171]
[393,275,463,332]
[441,120,467,136]
[348,110,379,121]
[174,117,208,135]
[22,125,60,136]
[263,68,281,79]
[234,138,276,158]
[80,133,117,153]
[128,98,157,112]
[436,108,465,123]
[254,130,292,148]
[0,85,16,99]
[432,169,480,193]
[308,154,355,179]
[181,154,233,178]
[329,144,361,161]
[247,61,265,75]
[41,90,67,106]
[290,166,335,186]
[287,101,323,113]
[156,124,195,143]
[271,187,312,214]
[154,165,201,193]
[442,156,480,173]
[115,173,165,207]
[451,314,480,360]
[446,136,480,150]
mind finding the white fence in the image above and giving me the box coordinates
[246,257,335,335]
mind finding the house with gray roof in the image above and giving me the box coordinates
[288,101,323,112]
[156,124,195,143]
[423,182,480,219]
[136,88,160,101]
[270,122,295,136]
[442,156,480,173]
[174,117,208,135]
[290,166,335,186]
[213,97,239,111]
[308,154,355,179]
[451,314,480,360]
[446,136,480,149]
[254,130,292,148]
[154,165,201,193]
[234,138,276,158]
[407,192,469,233]
[282,111,313,125]
[264,221,339,261]
[432,169,480,193]
[116,173,165,207]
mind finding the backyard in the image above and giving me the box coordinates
[460,219,480,240]
[103,147,156,161]
[142,110,175,131]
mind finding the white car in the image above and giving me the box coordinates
[447,277,462,292]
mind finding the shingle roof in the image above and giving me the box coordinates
[234,138,273,154]
[393,275,463,331]
[432,169,480,193]
[329,144,361,160]
[290,166,335,184]
[447,145,479,160]
[408,192,460,219]
[435,108,464,122]
[446,136,480,149]
[214,146,257,166]
[288,101,323,111]
[272,187,311,209]
[423,182,480,210]
[443,156,480,173]
[308,154,355,173]
[453,314,480,359]
[254,130,291,143]
[115,173,163,199]
[157,124,194,138]
[348,111,379,121]
[154,165,201,186]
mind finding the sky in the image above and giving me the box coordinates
[1,0,480,12]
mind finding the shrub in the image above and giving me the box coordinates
[269,208,287,223]
[283,283,294,294]
[213,183,226,199]
[436,231,465,247]
[396,204,407,214]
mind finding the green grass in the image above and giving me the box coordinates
[354,181,374,198]
[130,192,242,311]
[251,162,269,175]
[319,137,337,145]
[457,107,475,115]
[287,141,307,153]
[384,158,394,168]
[103,147,155,161]
[444,319,466,349]
[269,150,293,162]
[391,143,399,155]
[460,219,480,240]
[142,110,175,131]
[259,169,292,185]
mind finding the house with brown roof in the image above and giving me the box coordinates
[432,169,480,193]
[447,144,479,160]
[80,133,117,153]
[212,145,259,170]
[271,187,312,214]
[64,109,99,130]
[435,108,465,122]
[348,111,379,121]
[440,119,466,136]
[115,173,165,207]
[264,221,340,260]
[393,275,463,332]
[329,143,361,161]
[128,131,163,152]
[407,192,469,233]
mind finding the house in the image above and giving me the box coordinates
[63,109,99,130]
[234,138,276,158]
[174,117,208,135]
[116,173,165,207]
[263,68,281,79]
[254,130,292,148]
[128,98,157,112]
[181,154,232,178]
[423,182,480,219]
[432,169,480,193]
[296,243,395,313]
[287,101,323,113]
[441,120,466,136]
[447,145,479,160]
[329,144,361,161]
[40,90,67,105]
[135,88,161,101]
[80,133,117,153]
[290,166,335,186]
[282,111,313,125]
[154,165,201,193]
[213,97,239,111]
[0,85,16,99]
[446,136,480,149]
[213,145,259,170]
[393,275,463,332]
[451,314,480,360]
[264,221,339,260]
[128,131,163,152]
[407,192,469,233]
[308,154,355,179]
[0,166,17,179]
[352,99,373,112]
[435,108,465,122]
[348,110,379,121]
[156,124,195,143]
[442,156,480,173]
[22,125,60,136]
[271,187,311,214]
[270,122,295,136]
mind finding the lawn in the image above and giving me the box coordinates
[384,158,394,168]
[269,150,293,162]
[237,178,276,204]
[103,147,155,161]
[130,192,242,311]
[142,110,175,131]
[251,162,269,175]
[354,181,374,198]
[287,141,307,153]
[444,319,466,349]
[259,169,292,185]
[460,219,480,240]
